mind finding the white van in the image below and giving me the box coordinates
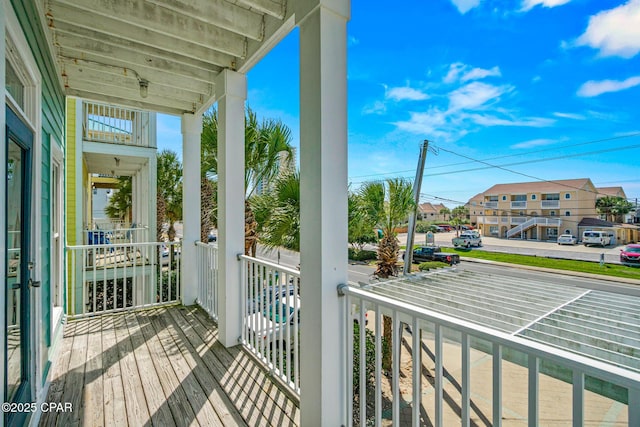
[582,230,611,247]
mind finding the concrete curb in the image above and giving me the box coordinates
[460,256,640,286]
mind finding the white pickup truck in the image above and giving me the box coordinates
[452,231,482,248]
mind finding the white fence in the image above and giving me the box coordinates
[66,241,181,318]
[83,101,154,147]
[341,284,640,427]
[239,255,301,395]
[195,242,219,321]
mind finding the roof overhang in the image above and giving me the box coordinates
[39,0,294,115]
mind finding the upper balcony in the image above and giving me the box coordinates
[83,101,155,149]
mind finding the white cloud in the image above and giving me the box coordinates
[386,86,429,101]
[460,66,501,82]
[468,114,555,127]
[444,63,501,83]
[553,112,586,120]
[577,76,640,97]
[362,100,387,115]
[510,138,557,149]
[448,82,510,111]
[450,0,482,14]
[521,0,571,12]
[348,35,360,46]
[576,0,640,58]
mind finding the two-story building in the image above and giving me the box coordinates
[473,178,602,240]
[417,202,448,222]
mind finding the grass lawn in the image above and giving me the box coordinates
[441,247,640,281]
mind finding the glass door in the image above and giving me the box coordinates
[5,106,33,423]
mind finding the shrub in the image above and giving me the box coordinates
[348,248,377,261]
[418,261,448,271]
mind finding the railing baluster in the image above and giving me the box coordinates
[435,323,443,427]
[411,316,421,427]
[346,293,354,426]
[462,332,470,427]
[493,343,502,427]
[629,387,640,427]
[528,355,539,427]
[572,370,584,427]
[392,310,399,427]
[375,306,381,427]
[359,299,366,425]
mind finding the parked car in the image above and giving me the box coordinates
[247,284,297,314]
[582,230,612,247]
[404,246,460,265]
[620,244,640,267]
[557,234,577,245]
[247,294,300,352]
[452,231,482,248]
[437,224,453,232]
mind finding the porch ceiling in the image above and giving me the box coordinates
[85,151,148,176]
[40,0,292,115]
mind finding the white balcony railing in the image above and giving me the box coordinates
[479,216,499,224]
[484,201,498,209]
[66,241,181,318]
[239,255,301,395]
[83,226,148,245]
[341,283,640,427]
[83,101,154,148]
[541,200,560,208]
[195,242,219,321]
[511,216,528,224]
[511,201,527,209]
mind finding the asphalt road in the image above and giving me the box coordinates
[256,245,640,297]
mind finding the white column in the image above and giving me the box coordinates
[296,0,350,425]
[0,0,6,412]
[215,69,246,348]
[181,112,202,305]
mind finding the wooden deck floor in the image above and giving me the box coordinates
[40,305,300,427]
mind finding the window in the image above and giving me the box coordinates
[547,228,558,237]
[5,59,25,109]
[543,193,560,200]
[565,211,571,216]
[565,193,571,199]
[513,194,526,201]
[502,195,507,201]
[564,229,571,234]
[489,226,498,235]
[550,211,556,216]
[488,196,498,202]
[531,194,537,200]
[519,211,525,216]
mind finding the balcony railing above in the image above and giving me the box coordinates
[66,241,181,318]
[511,201,527,209]
[484,201,498,209]
[541,200,560,208]
[83,101,155,148]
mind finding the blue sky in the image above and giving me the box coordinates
[157,0,640,207]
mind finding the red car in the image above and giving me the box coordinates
[620,244,640,267]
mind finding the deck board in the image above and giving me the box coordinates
[41,305,299,427]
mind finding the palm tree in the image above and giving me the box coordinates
[200,107,294,255]
[157,150,183,243]
[358,178,414,371]
[439,206,451,221]
[348,192,378,253]
[251,172,301,252]
[105,176,132,223]
[359,178,415,278]
[596,196,633,223]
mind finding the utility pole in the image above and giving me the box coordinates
[403,140,429,275]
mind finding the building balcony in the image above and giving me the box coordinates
[484,201,498,209]
[511,201,527,209]
[83,101,156,148]
[50,241,640,426]
[541,200,560,208]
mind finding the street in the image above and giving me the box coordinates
[257,244,640,296]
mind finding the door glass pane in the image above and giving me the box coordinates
[6,139,23,401]
[5,60,25,110]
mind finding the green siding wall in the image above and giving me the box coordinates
[10,0,65,378]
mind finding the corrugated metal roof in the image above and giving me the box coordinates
[366,270,640,373]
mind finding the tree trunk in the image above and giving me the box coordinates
[156,194,166,242]
[201,176,215,243]
[382,315,393,372]
[245,200,258,256]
